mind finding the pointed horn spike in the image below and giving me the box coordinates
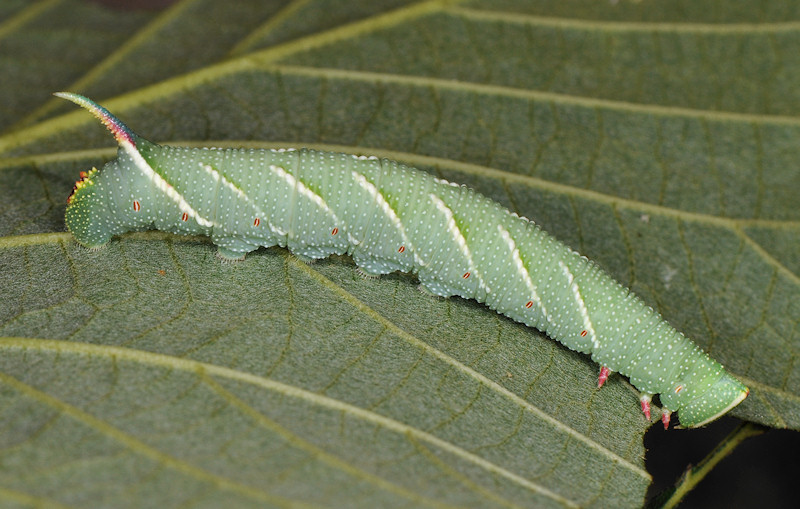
[54,92,137,148]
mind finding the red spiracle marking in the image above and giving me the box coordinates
[525,301,533,309]
[181,212,189,222]
[331,227,338,235]
[133,200,140,212]
[580,330,588,337]
[253,218,260,227]
[398,246,405,253]
[674,385,684,394]
[462,272,470,279]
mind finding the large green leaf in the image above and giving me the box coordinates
[1,1,798,507]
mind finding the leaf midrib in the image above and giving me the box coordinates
[6,61,800,157]
[448,5,800,34]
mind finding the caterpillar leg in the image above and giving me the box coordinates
[292,253,317,264]
[216,247,246,262]
[355,267,380,280]
[416,271,461,297]
[597,366,612,388]
[640,393,652,420]
[214,237,258,261]
[352,253,405,276]
[662,409,672,430]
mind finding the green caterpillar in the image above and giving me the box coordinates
[57,92,748,429]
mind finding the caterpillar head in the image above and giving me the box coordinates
[677,371,749,428]
[65,164,116,249]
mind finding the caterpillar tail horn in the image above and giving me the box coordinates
[54,92,139,149]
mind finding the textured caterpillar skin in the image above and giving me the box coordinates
[58,92,748,428]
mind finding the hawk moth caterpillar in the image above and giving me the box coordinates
[56,92,748,429]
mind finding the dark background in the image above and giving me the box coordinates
[646,417,800,508]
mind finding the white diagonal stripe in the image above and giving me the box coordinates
[352,171,422,264]
[559,260,598,349]
[270,164,341,225]
[429,193,489,292]
[201,163,285,236]
[497,224,548,318]
[123,143,214,227]
[202,163,249,201]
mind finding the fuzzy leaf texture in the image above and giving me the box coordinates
[0,1,798,508]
